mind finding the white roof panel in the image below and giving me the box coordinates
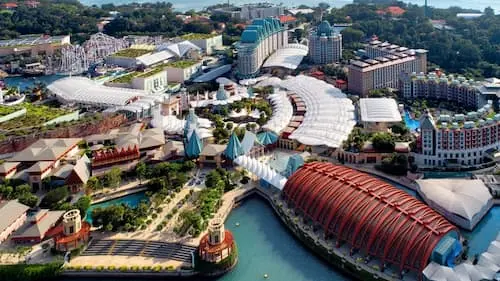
[359,98,402,122]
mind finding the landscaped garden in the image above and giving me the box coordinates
[0,105,22,117]
[180,33,218,40]
[110,72,138,83]
[165,60,200,69]
[0,103,73,131]
[112,48,151,58]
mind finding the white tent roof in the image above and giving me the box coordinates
[193,64,232,83]
[48,77,147,107]
[241,130,259,154]
[157,40,200,57]
[136,50,175,66]
[279,75,356,148]
[416,179,492,221]
[359,98,402,122]
[263,90,293,133]
[262,44,308,70]
[234,155,287,190]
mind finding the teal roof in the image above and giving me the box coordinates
[317,20,333,36]
[216,84,228,100]
[224,132,244,160]
[285,154,304,177]
[257,131,278,145]
[241,18,283,44]
[186,131,202,158]
[184,108,199,137]
[247,87,254,98]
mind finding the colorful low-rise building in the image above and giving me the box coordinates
[0,200,30,244]
[198,218,236,265]
[12,209,65,244]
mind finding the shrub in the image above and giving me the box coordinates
[119,265,128,272]
[156,207,163,213]
[166,198,171,204]
[74,265,82,270]
[166,213,173,219]
[83,265,93,270]
[175,187,181,193]
[156,225,163,231]
[96,265,104,271]
[153,265,162,272]
[167,265,175,271]
[107,265,116,271]
[140,224,147,230]
[146,219,153,225]
[172,208,178,214]
[152,213,158,219]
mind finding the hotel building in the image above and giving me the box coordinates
[347,40,427,96]
[415,103,500,168]
[308,21,342,64]
[236,18,287,78]
[240,4,284,21]
[399,72,490,110]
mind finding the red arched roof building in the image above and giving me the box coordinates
[282,162,458,276]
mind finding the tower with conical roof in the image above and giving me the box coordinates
[186,130,202,159]
[216,83,229,101]
[308,20,342,64]
[224,132,244,160]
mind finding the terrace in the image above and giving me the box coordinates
[111,48,151,58]
[180,33,218,40]
[165,60,200,69]
[0,103,72,131]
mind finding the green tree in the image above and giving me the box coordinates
[18,193,38,208]
[40,186,69,209]
[86,176,101,192]
[205,170,222,189]
[341,27,365,47]
[73,196,91,217]
[372,132,395,152]
[105,167,122,188]
[135,161,147,184]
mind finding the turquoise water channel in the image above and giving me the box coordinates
[404,110,420,132]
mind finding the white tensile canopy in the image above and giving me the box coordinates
[234,155,287,190]
[262,90,293,134]
[279,75,356,148]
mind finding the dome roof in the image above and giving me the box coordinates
[283,162,457,275]
[317,20,333,36]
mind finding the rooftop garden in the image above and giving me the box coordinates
[135,67,166,78]
[0,105,22,117]
[0,103,72,131]
[181,33,218,40]
[165,60,200,69]
[110,72,138,83]
[112,48,151,58]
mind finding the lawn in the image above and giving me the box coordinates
[110,72,138,83]
[0,103,72,130]
[135,67,166,78]
[181,33,218,40]
[165,60,200,69]
[0,105,22,117]
[112,48,151,58]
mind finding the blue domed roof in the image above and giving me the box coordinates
[317,20,333,36]
[241,18,283,44]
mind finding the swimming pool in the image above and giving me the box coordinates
[86,191,148,224]
[404,110,420,131]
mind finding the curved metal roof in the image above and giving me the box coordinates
[283,162,458,276]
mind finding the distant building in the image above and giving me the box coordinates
[347,40,427,96]
[456,13,483,20]
[240,3,284,21]
[308,21,342,65]
[236,18,287,78]
[399,72,493,110]
[376,6,406,17]
[0,201,29,244]
[52,209,91,252]
[0,34,70,57]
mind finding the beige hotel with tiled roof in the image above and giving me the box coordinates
[347,40,427,96]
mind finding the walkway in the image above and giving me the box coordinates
[91,179,150,204]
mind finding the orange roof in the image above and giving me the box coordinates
[2,2,18,8]
[279,15,297,24]
[386,6,406,16]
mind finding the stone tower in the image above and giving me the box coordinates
[208,217,225,245]
[63,209,82,236]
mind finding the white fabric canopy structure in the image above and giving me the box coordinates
[239,74,271,86]
[424,234,500,281]
[262,44,308,70]
[48,77,147,107]
[359,98,402,122]
[193,64,232,83]
[157,40,200,57]
[151,108,212,138]
[234,155,287,190]
[189,85,251,108]
[255,76,283,88]
[279,75,356,148]
[136,50,174,67]
[416,179,493,221]
[263,90,293,133]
